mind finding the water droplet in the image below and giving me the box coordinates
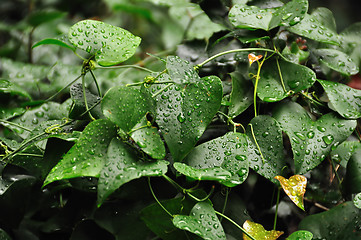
[322,135,334,145]
[177,113,186,123]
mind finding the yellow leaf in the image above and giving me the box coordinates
[243,220,283,240]
[248,53,263,66]
[275,175,307,210]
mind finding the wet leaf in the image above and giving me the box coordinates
[318,79,361,119]
[32,38,76,51]
[330,141,361,168]
[228,71,253,118]
[43,119,117,186]
[251,59,316,102]
[166,55,200,84]
[344,150,361,194]
[184,132,250,187]
[173,201,226,240]
[353,192,361,209]
[0,228,12,240]
[243,220,283,240]
[299,201,361,239]
[0,79,32,100]
[0,106,25,120]
[97,138,168,206]
[68,20,141,66]
[273,101,356,174]
[129,116,166,160]
[246,115,286,182]
[148,74,222,162]
[0,163,36,196]
[288,8,339,45]
[102,86,155,133]
[275,175,307,210]
[286,230,313,240]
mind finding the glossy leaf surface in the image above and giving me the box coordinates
[0,79,32,100]
[166,55,200,84]
[286,230,313,240]
[344,150,361,194]
[275,175,307,210]
[330,141,361,167]
[228,71,253,118]
[353,192,361,209]
[243,220,283,240]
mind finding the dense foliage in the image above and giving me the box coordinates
[1,0,361,239]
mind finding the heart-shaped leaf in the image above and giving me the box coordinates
[149,74,222,162]
[43,119,117,186]
[243,220,283,240]
[68,20,141,66]
[268,0,308,28]
[184,132,250,187]
[288,8,339,45]
[173,201,226,240]
[97,138,168,206]
[286,230,313,240]
[275,175,307,210]
[318,79,361,119]
[251,59,316,102]
[166,56,200,84]
[313,49,359,76]
[102,86,155,133]
[129,116,166,160]
[246,115,286,182]
[330,141,361,168]
[228,71,253,118]
[299,201,361,239]
[273,101,356,174]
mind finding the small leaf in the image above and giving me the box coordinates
[243,220,283,240]
[32,38,76,51]
[68,20,141,66]
[275,175,307,210]
[248,53,262,66]
[286,230,313,240]
[318,79,361,119]
[97,138,168,206]
[0,163,36,195]
[0,79,32,100]
[330,141,361,167]
[353,193,361,209]
[173,202,226,240]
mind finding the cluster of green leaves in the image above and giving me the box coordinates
[1,0,361,239]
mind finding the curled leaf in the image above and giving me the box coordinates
[243,220,283,240]
[248,53,263,66]
[275,175,307,210]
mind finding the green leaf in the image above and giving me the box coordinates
[313,49,359,76]
[129,116,166,160]
[344,150,361,194]
[97,138,168,206]
[0,163,36,196]
[229,0,308,31]
[0,228,12,240]
[331,141,361,168]
[246,115,286,182]
[318,79,361,119]
[252,59,316,102]
[0,79,32,100]
[273,101,356,174]
[149,74,222,162]
[287,8,339,45]
[243,220,284,240]
[43,119,117,186]
[353,192,361,209]
[286,230,313,240]
[32,38,76,51]
[0,106,25,120]
[68,20,141,66]
[102,86,155,133]
[184,132,249,187]
[173,202,226,240]
[228,71,253,118]
[166,55,200,84]
[299,201,361,239]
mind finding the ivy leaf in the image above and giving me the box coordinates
[228,71,253,118]
[184,132,250,187]
[68,20,141,66]
[251,59,316,102]
[97,138,168,206]
[344,150,361,195]
[246,115,286,182]
[0,79,32,100]
[275,175,307,210]
[318,79,361,119]
[43,119,117,186]
[129,116,166,160]
[353,193,361,209]
[243,220,283,240]
[149,75,222,162]
[173,202,226,240]
[0,163,36,195]
[32,38,76,51]
[287,8,339,45]
[286,230,313,240]
[273,101,356,174]
[166,56,200,84]
[331,141,361,167]
[299,201,361,239]
[102,86,155,133]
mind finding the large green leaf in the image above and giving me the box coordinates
[184,132,249,187]
[68,20,141,66]
[313,49,359,76]
[97,138,168,206]
[149,74,222,162]
[166,56,200,84]
[173,202,226,240]
[252,59,316,102]
[330,141,361,168]
[43,119,117,186]
[299,201,361,240]
[344,150,361,195]
[0,163,36,196]
[228,0,308,31]
[102,86,155,133]
[318,79,361,119]
[273,101,356,174]
[228,71,253,118]
[246,115,286,182]
[287,8,339,45]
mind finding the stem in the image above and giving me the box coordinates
[187,185,215,202]
[89,69,102,98]
[46,74,82,102]
[249,123,266,164]
[217,111,246,133]
[219,187,229,222]
[253,53,267,117]
[148,177,173,217]
[0,120,32,132]
[301,91,324,107]
[152,83,174,98]
[96,64,155,73]
[273,187,281,230]
[162,174,184,192]
[81,74,96,121]
[275,58,287,93]
[214,211,256,240]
